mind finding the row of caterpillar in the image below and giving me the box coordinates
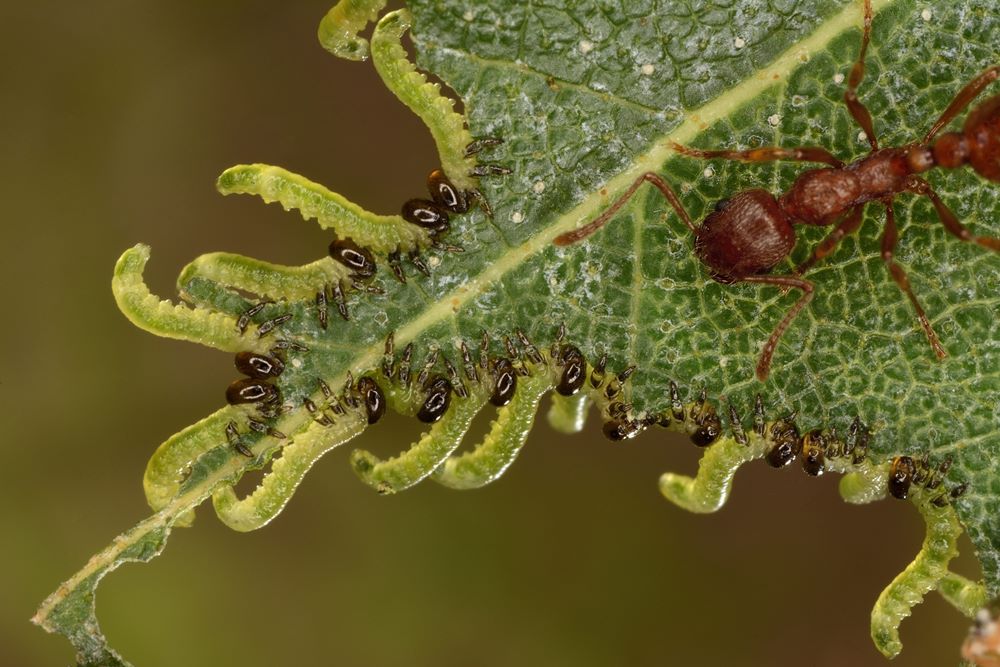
[116,231,986,660]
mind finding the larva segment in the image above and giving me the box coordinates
[349,393,483,494]
[658,435,770,513]
[371,10,477,191]
[113,245,251,353]
[217,164,430,253]
[547,393,591,434]
[143,406,248,526]
[938,573,989,618]
[179,253,346,303]
[212,414,367,532]
[317,0,387,61]
[870,489,964,658]
[839,467,888,505]
[433,373,552,490]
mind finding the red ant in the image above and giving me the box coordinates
[554,0,999,381]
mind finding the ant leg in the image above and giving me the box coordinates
[793,204,866,276]
[554,172,695,246]
[879,197,947,359]
[672,143,844,168]
[907,177,1000,251]
[843,0,878,151]
[923,66,1000,143]
[740,275,814,382]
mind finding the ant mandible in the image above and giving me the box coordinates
[554,0,1000,381]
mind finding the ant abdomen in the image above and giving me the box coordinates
[694,189,794,281]
[964,95,1000,181]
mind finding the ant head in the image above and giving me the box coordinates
[963,94,1000,182]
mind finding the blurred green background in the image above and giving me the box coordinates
[1,1,981,665]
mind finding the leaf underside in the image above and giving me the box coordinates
[34,0,1000,664]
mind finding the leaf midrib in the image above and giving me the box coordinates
[342,0,894,380]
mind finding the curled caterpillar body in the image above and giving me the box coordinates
[226,378,279,405]
[234,351,285,379]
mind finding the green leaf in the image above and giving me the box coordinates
[34,0,999,664]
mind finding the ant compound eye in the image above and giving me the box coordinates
[402,199,450,235]
[489,358,517,407]
[357,376,386,425]
[329,238,377,279]
[226,378,279,405]
[713,197,731,212]
[427,169,468,213]
[234,351,285,379]
[888,456,916,500]
[556,346,586,396]
[417,377,452,423]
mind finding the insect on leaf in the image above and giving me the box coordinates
[33,0,1000,664]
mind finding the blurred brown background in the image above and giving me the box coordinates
[1,1,980,665]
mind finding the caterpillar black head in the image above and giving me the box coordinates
[888,456,916,500]
[418,376,452,423]
[556,346,586,396]
[234,351,285,379]
[226,378,280,405]
[329,237,377,279]
[800,430,827,476]
[402,199,450,236]
[427,169,469,213]
[489,358,517,407]
[356,376,386,425]
[765,416,802,468]
[603,419,643,442]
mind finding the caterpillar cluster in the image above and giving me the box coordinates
[219,312,970,513]
[222,324,640,449]
[323,154,509,312]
